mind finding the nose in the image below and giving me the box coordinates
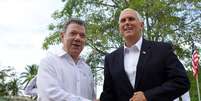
[124,18,130,25]
[74,34,81,41]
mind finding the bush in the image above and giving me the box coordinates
[0,96,35,101]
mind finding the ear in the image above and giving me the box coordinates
[60,32,64,42]
[141,22,144,28]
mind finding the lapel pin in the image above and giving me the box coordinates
[142,51,146,54]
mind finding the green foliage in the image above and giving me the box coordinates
[20,64,38,89]
[0,66,21,96]
[42,31,60,50]
[0,67,10,96]
[6,78,20,96]
[0,96,35,101]
[187,70,201,101]
[0,64,39,99]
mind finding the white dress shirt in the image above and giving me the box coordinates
[174,91,191,101]
[124,37,142,88]
[37,47,96,101]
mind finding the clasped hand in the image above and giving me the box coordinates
[129,91,147,101]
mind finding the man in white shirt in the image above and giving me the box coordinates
[37,18,96,101]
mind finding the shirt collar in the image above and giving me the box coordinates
[53,47,66,57]
[53,47,84,61]
[124,36,143,52]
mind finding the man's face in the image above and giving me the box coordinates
[61,23,86,59]
[119,10,144,42]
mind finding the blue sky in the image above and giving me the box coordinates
[0,0,64,73]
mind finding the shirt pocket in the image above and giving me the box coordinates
[79,70,91,82]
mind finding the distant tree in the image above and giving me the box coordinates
[20,64,38,88]
[0,66,21,96]
[0,66,10,96]
[6,78,21,96]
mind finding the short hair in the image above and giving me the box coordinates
[63,18,86,32]
[135,11,143,22]
[119,8,144,23]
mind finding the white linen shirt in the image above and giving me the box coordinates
[37,47,96,101]
[124,37,142,88]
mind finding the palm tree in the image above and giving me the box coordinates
[20,64,38,88]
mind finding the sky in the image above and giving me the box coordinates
[0,0,103,97]
[0,0,64,73]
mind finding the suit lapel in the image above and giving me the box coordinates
[116,47,134,93]
[134,39,152,89]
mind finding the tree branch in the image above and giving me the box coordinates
[111,0,120,8]
[87,40,108,55]
[185,15,201,25]
[124,0,129,7]
[85,1,118,8]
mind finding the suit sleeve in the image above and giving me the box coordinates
[144,44,190,101]
[100,55,116,101]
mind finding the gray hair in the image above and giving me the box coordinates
[119,8,144,23]
[135,11,143,22]
[63,18,86,32]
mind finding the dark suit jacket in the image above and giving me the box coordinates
[100,39,190,101]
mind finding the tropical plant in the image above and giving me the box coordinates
[20,64,38,88]
[6,78,21,96]
[0,66,10,96]
[0,66,21,96]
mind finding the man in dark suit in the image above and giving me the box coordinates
[100,8,190,101]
